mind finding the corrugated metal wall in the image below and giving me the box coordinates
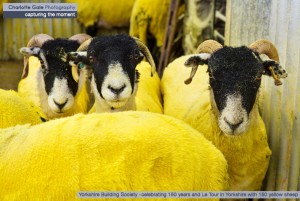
[225,0,300,193]
[0,0,83,60]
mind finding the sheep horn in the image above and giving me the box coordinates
[249,39,279,62]
[22,34,53,79]
[69,35,92,83]
[77,38,92,51]
[69,33,92,45]
[249,39,283,85]
[132,37,156,77]
[26,33,53,48]
[185,40,223,84]
[196,39,223,54]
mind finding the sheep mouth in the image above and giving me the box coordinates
[106,99,128,108]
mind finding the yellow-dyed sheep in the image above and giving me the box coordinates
[162,40,287,190]
[0,89,46,128]
[0,112,228,200]
[18,56,90,119]
[65,0,135,28]
[66,35,162,113]
[18,34,91,119]
[129,0,170,47]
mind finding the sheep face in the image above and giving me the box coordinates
[185,46,287,135]
[68,35,145,109]
[20,39,80,113]
[208,47,262,135]
[89,36,143,109]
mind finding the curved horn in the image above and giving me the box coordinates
[26,33,53,47]
[77,38,92,51]
[133,37,156,77]
[69,33,92,45]
[249,39,284,85]
[22,34,53,79]
[184,40,223,84]
[249,39,279,62]
[196,39,223,54]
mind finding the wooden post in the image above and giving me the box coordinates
[158,0,181,77]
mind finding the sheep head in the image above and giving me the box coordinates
[184,39,287,135]
[64,34,156,110]
[19,33,91,113]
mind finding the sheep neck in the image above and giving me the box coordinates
[208,89,271,190]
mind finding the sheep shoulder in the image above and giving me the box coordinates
[0,112,228,200]
[162,55,212,134]
[135,61,162,113]
[18,56,42,108]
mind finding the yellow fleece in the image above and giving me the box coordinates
[135,61,162,113]
[0,89,46,128]
[89,61,162,113]
[161,55,271,191]
[0,112,228,200]
[129,0,170,47]
[18,56,90,119]
[66,0,135,28]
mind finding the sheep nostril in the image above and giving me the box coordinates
[224,117,244,131]
[53,99,68,110]
[108,85,126,95]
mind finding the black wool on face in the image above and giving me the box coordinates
[39,39,80,96]
[208,46,263,114]
[87,34,143,97]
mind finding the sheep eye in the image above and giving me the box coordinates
[89,56,97,64]
[134,53,140,60]
[134,50,143,61]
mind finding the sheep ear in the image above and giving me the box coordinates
[20,47,41,57]
[61,51,89,66]
[262,60,287,86]
[19,47,41,79]
[184,53,211,67]
[184,53,211,84]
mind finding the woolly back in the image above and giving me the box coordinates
[0,112,228,200]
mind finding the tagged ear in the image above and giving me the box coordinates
[184,53,211,84]
[61,51,89,66]
[262,60,287,86]
[62,51,89,83]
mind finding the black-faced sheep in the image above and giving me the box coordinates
[162,39,287,190]
[64,34,160,113]
[18,34,91,119]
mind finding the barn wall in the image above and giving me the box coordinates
[225,0,300,193]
